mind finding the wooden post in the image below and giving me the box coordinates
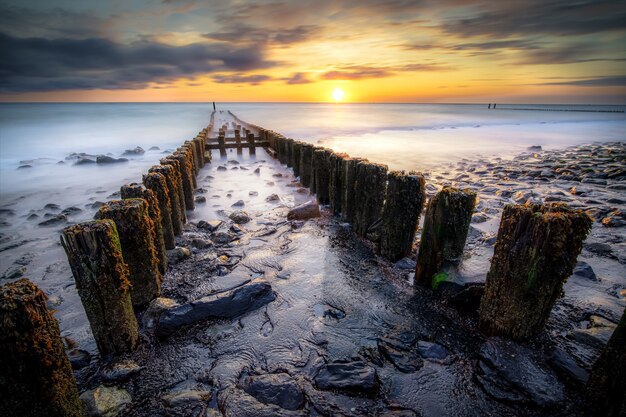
[353,161,388,237]
[192,138,204,168]
[415,187,476,288]
[172,151,195,210]
[478,203,592,339]
[95,199,161,307]
[380,171,426,261]
[292,141,303,178]
[61,220,139,355]
[588,309,625,417]
[121,183,167,274]
[247,132,256,155]
[278,136,288,165]
[179,145,198,188]
[218,131,227,157]
[340,157,366,223]
[0,278,83,417]
[299,143,314,188]
[328,152,349,215]
[143,172,175,249]
[313,149,332,204]
[235,129,242,154]
[285,138,294,167]
[160,157,187,223]
[184,140,199,175]
[149,164,184,235]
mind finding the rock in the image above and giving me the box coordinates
[572,261,597,281]
[581,177,607,185]
[249,191,259,196]
[17,164,33,169]
[149,146,160,151]
[254,167,261,174]
[44,203,60,210]
[394,257,416,270]
[168,247,191,264]
[601,214,626,228]
[472,213,489,223]
[218,387,306,417]
[475,338,565,407]
[314,360,379,394]
[96,155,128,164]
[231,200,245,207]
[230,224,245,234]
[418,341,450,362]
[101,359,142,383]
[287,200,320,221]
[378,336,423,373]
[584,242,613,257]
[240,373,304,410]
[229,210,251,224]
[527,146,542,151]
[122,146,145,156]
[217,166,228,171]
[212,231,235,245]
[191,238,212,249]
[26,213,39,220]
[162,389,211,408]
[570,327,614,348]
[549,348,589,384]
[155,278,276,338]
[90,201,105,209]
[38,214,67,227]
[265,194,280,202]
[197,220,222,232]
[195,196,206,204]
[80,385,131,417]
[68,349,91,370]
[1,265,26,280]
[227,160,240,165]
[61,206,83,216]
[75,158,96,165]
[589,315,617,328]
[142,297,179,330]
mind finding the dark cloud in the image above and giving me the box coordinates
[283,73,312,84]
[0,32,277,92]
[539,76,626,87]
[321,62,452,80]
[515,44,625,65]
[212,74,273,85]
[205,24,320,46]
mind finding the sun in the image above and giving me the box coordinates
[332,88,345,102]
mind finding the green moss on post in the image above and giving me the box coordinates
[179,145,198,188]
[160,157,187,222]
[478,203,592,339]
[353,161,388,237]
[121,183,168,274]
[415,187,476,287]
[328,152,349,215]
[172,151,195,210]
[0,279,83,417]
[380,171,426,261]
[60,220,139,355]
[299,143,315,188]
[149,164,184,235]
[143,172,176,250]
[340,157,367,223]
[588,309,626,417]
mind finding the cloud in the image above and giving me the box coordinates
[212,74,273,85]
[205,24,320,46]
[0,32,277,92]
[283,73,312,84]
[321,63,452,80]
[538,76,626,87]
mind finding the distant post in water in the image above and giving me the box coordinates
[353,161,388,237]
[247,132,256,155]
[478,204,592,339]
[61,220,139,355]
[95,199,161,307]
[415,187,476,288]
[380,171,426,261]
[235,129,242,154]
[143,171,175,249]
[0,278,83,417]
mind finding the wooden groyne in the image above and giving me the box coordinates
[0,111,602,415]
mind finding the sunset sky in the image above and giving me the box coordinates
[0,0,625,103]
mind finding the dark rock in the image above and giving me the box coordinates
[394,257,416,270]
[570,327,614,348]
[197,220,222,232]
[194,196,206,204]
[44,203,60,211]
[287,200,320,221]
[27,213,39,220]
[101,359,142,383]
[476,338,565,407]
[378,336,423,373]
[218,387,306,417]
[96,155,128,164]
[68,349,91,370]
[90,201,105,209]
[17,164,32,169]
[314,360,379,394]
[38,214,67,227]
[212,231,234,245]
[149,146,160,151]
[584,242,613,257]
[190,238,212,249]
[156,278,275,338]
[229,210,251,224]
[231,200,245,207]
[418,341,450,362]
[549,348,589,384]
[472,213,489,223]
[162,389,211,408]
[2,266,26,280]
[527,146,542,151]
[217,166,228,171]
[572,261,597,281]
[254,167,261,174]
[265,194,280,202]
[227,160,240,165]
[240,373,304,410]
[80,385,131,417]
[167,247,191,264]
[249,191,258,196]
[74,158,96,165]
[122,146,145,155]
[581,177,607,185]
[61,206,83,216]
[230,224,245,234]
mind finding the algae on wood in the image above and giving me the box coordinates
[414,187,476,287]
[95,199,161,307]
[380,171,425,261]
[172,151,195,210]
[160,157,187,223]
[353,161,388,237]
[61,220,139,355]
[478,203,592,339]
[149,164,184,235]
[143,172,176,250]
[0,278,83,417]
[340,157,367,223]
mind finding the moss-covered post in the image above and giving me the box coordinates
[192,137,205,168]
[218,131,227,157]
[149,164,184,235]
[340,157,366,223]
[299,143,315,188]
[292,141,303,178]
[172,151,195,210]
[95,199,161,307]
[180,145,198,188]
[588,309,625,417]
[353,161,388,237]
[61,220,139,355]
[380,171,426,261]
[313,148,332,204]
[121,183,167,274]
[0,279,83,417]
[160,157,187,222]
[478,203,592,339]
[143,172,175,249]
[328,152,348,216]
[247,132,256,155]
[415,187,476,288]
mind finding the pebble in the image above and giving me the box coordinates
[80,385,131,417]
[229,210,251,224]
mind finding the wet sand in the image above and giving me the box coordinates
[0,112,624,416]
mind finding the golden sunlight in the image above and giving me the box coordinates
[332,88,345,102]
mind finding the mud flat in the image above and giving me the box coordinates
[0,111,624,417]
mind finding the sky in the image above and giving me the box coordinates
[0,0,625,103]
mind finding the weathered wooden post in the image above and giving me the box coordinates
[353,161,388,237]
[277,136,288,165]
[328,152,349,215]
[235,129,242,154]
[415,187,476,288]
[380,171,426,261]
[285,138,294,167]
[192,137,205,168]
[185,140,201,173]
[247,132,256,155]
[588,309,625,417]
[180,145,198,188]
[149,164,184,234]
[172,151,195,210]
[160,157,187,222]
[340,157,366,223]
[478,203,592,339]
[0,278,83,417]
[299,143,315,188]
[292,141,303,178]
[218,131,227,157]
[95,199,161,307]
[313,148,333,204]
[61,220,139,354]
[143,172,175,249]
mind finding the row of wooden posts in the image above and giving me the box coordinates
[0,123,213,417]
